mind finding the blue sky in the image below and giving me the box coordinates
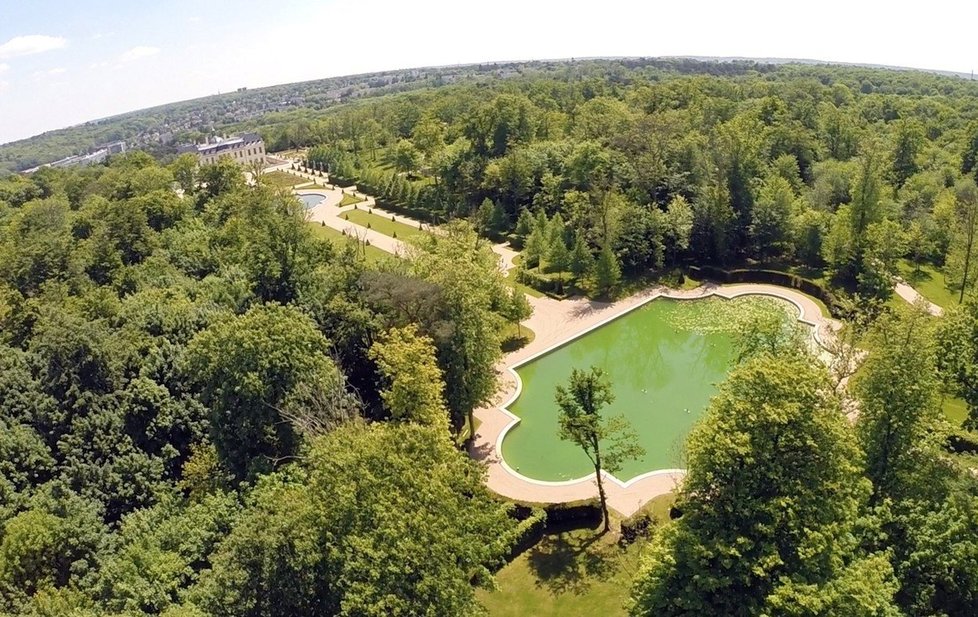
[2,0,977,145]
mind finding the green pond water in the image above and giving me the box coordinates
[501,298,739,482]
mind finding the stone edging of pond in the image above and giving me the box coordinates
[469,282,840,518]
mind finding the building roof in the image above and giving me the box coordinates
[182,133,263,155]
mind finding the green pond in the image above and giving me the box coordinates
[501,297,743,482]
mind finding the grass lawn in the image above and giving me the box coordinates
[897,260,961,310]
[260,170,307,189]
[478,494,675,617]
[944,395,969,427]
[306,222,391,264]
[343,209,426,241]
[270,148,307,159]
[500,322,535,352]
[339,192,364,207]
[505,276,545,299]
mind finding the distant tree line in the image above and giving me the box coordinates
[288,61,978,303]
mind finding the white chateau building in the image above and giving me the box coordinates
[179,133,266,166]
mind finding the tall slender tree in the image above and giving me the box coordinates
[948,179,978,302]
[555,367,644,532]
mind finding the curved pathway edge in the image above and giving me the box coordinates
[469,283,840,518]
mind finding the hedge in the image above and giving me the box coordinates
[507,233,525,250]
[618,496,681,545]
[496,498,602,563]
[619,506,657,545]
[686,266,841,316]
[372,198,437,225]
[515,268,561,294]
[514,268,576,299]
[509,498,603,527]
[502,504,548,562]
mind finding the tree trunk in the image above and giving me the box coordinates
[961,221,975,303]
[468,409,476,443]
[593,441,611,533]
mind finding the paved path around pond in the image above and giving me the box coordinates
[468,283,840,517]
[894,280,944,316]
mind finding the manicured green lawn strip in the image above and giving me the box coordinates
[343,209,425,241]
[478,529,639,616]
[261,170,306,189]
[500,322,535,352]
[943,396,969,427]
[306,222,390,264]
[338,192,363,207]
[478,494,675,616]
[897,259,961,309]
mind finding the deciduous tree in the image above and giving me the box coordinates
[183,304,338,480]
[555,367,644,532]
[191,423,515,617]
[630,354,899,616]
[411,221,505,439]
[369,324,450,430]
[946,178,978,302]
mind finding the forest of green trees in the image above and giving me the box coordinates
[0,153,529,615]
[1,59,978,616]
[288,60,978,305]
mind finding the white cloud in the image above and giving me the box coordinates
[0,35,67,60]
[188,16,201,23]
[119,46,160,63]
[0,63,8,73]
[32,67,67,79]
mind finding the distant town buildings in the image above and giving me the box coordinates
[102,140,127,155]
[23,140,127,173]
[178,133,266,166]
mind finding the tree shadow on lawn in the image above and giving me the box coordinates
[501,334,532,353]
[527,525,623,596]
[903,265,937,286]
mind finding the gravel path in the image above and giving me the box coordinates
[894,280,944,316]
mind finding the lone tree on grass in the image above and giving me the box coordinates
[594,245,622,299]
[555,366,644,532]
[503,287,533,337]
